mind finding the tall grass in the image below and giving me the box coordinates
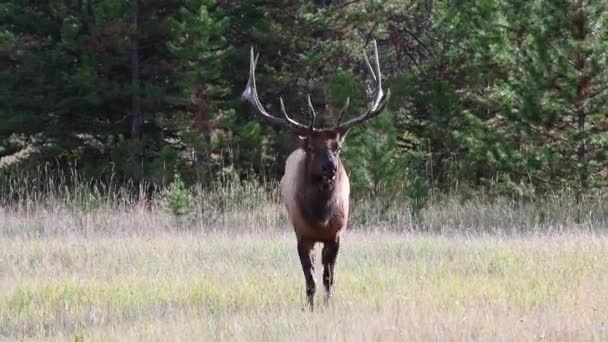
[1,169,608,340]
[0,169,283,237]
[2,231,608,340]
[1,166,606,237]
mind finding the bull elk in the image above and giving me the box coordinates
[242,41,390,310]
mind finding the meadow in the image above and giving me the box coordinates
[1,182,607,341]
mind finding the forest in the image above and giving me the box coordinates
[2,0,608,203]
[2,2,608,340]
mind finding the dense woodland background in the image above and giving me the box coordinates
[1,0,607,205]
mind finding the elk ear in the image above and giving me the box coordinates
[298,135,311,150]
[336,127,349,144]
[293,127,312,150]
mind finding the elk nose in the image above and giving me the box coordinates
[322,164,337,178]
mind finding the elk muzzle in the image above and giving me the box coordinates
[322,163,337,180]
[318,158,338,191]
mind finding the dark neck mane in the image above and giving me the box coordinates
[298,157,342,227]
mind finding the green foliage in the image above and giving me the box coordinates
[162,173,193,219]
[71,184,101,211]
[1,0,607,202]
[0,0,228,182]
[328,70,359,107]
[343,110,405,197]
[404,152,431,221]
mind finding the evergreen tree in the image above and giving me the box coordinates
[1,0,227,183]
[1,0,606,199]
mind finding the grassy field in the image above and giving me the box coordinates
[1,188,608,341]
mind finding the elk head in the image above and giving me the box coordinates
[242,41,390,191]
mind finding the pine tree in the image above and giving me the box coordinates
[1,0,227,183]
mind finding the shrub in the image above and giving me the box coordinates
[162,173,193,219]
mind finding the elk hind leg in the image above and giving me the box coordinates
[322,237,340,304]
[297,239,316,311]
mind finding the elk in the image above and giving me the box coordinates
[242,41,390,310]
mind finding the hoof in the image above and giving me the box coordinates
[301,303,314,312]
[323,294,335,308]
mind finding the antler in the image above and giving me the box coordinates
[242,47,312,131]
[335,97,350,127]
[335,40,391,131]
[242,41,389,133]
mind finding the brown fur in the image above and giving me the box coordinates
[280,130,350,310]
[281,131,350,242]
[243,41,389,312]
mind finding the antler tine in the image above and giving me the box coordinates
[335,97,350,127]
[363,50,377,82]
[279,97,288,118]
[242,46,309,130]
[306,94,317,130]
[372,40,382,88]
[337,40,390,131]
[279,97,307,128]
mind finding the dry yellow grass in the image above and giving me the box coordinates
[0,188,607,341]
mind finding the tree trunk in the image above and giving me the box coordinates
[129,0,143,172]
[130,0,142,140]
[573,2,589,207]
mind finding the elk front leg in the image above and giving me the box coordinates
[322,237,340,304]
[297,239,316,311]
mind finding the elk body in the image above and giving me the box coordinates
[242,41,390,310]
